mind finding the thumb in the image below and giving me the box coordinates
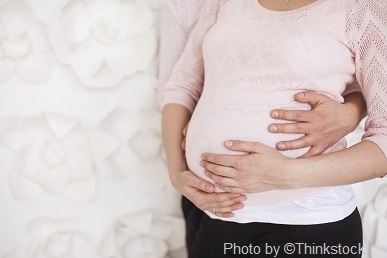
[188,173,215,193]
[183,120,190,136]
[224,140,271,153]
[295,91,327,107]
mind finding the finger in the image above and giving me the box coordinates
[214,212,234,218]
[275,136,312,151]
[216,195,246,210]
[182,121,190,151]
[184,171,215,193]
[201,153,236,167]
[216,184,246,194]
[182,137,186,151]
[215,202,244,214]
[201,160,236,178]
[207,191,244,204]
[210,195,246,217]
[205,170,238,188]
[219,183,274,194]
[294,91,327,107]
[300,145,328,158]
[270,109,311,123]
[198,192,245,210]
[183,120,190,136]
[212,195,247,218]
[223,140,272,154]
[268,122,314,134]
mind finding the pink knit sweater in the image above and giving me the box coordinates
[162,0,387,205]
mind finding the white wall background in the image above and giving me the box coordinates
[0,0,186,257]
[0,0,385,258]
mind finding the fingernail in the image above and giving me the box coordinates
[268,125,278,133]
[271,110,279,118]
[200,161,205,167]
[296,92,305,99]
[236,204,244,209]
[206,184,214,192]
[277,142,286,150]
[225,140,233,147]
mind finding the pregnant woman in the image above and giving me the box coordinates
[158,0,367,254]
[162,0,386,257]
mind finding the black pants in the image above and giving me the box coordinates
[190,208,363,258]
[182,196,205,253]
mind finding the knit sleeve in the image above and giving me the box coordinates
[347,0,387,157]
[342,79,361,96]
[161,0,227,113]
[157,0,204,108]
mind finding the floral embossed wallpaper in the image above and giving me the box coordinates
[0,0,385,258]
[0,0,185,257]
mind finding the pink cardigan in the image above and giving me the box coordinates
[161,0,387,205]
[158,0,205,104]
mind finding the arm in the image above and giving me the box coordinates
[274,0,387,185]
[161,0,245,217]
[157,0,202,107]
[201,140,386,193]
[268,90,366,157]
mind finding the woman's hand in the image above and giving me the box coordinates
[202,140,298,193]
[163,104,245,217]
[269,91,365,157]
[170,169,247,217]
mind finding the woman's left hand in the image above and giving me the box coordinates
[201,140,298,193]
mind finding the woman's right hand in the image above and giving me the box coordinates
[163,105,245,217]
[177,116,246,217]
[171,169,247,218]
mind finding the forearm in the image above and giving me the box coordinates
[162,103,191,185]
[291,140,387,188]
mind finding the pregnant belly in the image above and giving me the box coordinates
[185,102,310,188]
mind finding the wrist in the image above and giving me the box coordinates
[343,92,367,132]
[168,168,183,189]
[343,102,360,132]
[166,156,188,183]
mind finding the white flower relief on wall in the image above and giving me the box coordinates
[97,107,169,191]
[0,0,51,82]
[99,210,185,258]
[362,185,387,258]
[0,113,98,202]
[133,0,161,10]
[3,217,92,258]
[130,108,169,191]
[0,107,169,201]
[48,0,157,88]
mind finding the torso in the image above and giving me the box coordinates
[186,0,356,206]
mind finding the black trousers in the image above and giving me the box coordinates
[189,208,363,258]
[182,196,205,253]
